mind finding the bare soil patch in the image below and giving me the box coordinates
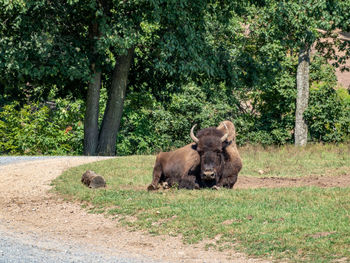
[236,174,350,189]
[0,158,268,263]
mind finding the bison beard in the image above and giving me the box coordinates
[148,121,242,191]
[191,126,227,188]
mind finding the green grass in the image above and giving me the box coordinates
[240,143,350,177]
[52,144,350,262]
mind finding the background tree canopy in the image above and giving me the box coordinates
[0,0,349,155]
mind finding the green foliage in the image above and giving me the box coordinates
[0,99,84,155]
[303,54,350,143]
[1,1,349,155]
[2,53,349,156]
[116,82,240,155]
[115,49,349,154]
[0,0,241,99]
[247,55,297,145]
[305,84,350,143]
[251,0,350,53]
[310,55,338,85]
[238,52,350,146]
[337,87,350,105]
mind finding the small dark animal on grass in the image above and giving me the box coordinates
[81,170,106,189]
[148,120,242,190]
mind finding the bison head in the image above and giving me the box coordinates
[190,124,228,182]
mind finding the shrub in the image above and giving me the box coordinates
[305,84,350,142]
[116,56,349,154]
[0,99,84,155]
[2,52,348,156]
[116,83,241,155]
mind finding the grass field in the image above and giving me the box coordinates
[52,144,350,262]
[241,143,350,177]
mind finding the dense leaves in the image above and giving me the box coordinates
[305,84,350,143]
[0,100,84,155]
[0,0,349,155]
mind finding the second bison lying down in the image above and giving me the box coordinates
[147,120,242,190]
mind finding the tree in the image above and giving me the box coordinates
[250,0,350,146]
[0,0,240,155]
[295,46,310,146]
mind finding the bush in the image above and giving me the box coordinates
[2,52,348,155]
[116,55,349,154]
[304,84,350,143]
[0,99,84,155]
[243,54,348,146]
[303,55,350,143]
[116,82,241,155]
[250,55,297,145]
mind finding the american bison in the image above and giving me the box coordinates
[147,120,242,190]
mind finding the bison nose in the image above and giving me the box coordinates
[202,170,215,180]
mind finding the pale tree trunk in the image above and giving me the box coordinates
[83,68,101,155]
[96,48,134,156]
[295,45,310,146]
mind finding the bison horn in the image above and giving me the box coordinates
[190,124,199,144]
[221,133,229,142]
[221,122,229,142]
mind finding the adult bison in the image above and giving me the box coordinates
[147,120,242,190]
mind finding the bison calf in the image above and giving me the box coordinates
[81,170,106,189]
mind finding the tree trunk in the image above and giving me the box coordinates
[83,68,101,155]
[295,45,310,146]
[96,48,134,156]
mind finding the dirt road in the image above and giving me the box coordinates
[0,157,267,263]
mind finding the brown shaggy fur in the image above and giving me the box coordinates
[216,120,242,188]
[147,120,242,190]
[147,143,200,190]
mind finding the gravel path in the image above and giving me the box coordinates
[0,156,163,263]
[0,223,159,263]
[0,156,74,166]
